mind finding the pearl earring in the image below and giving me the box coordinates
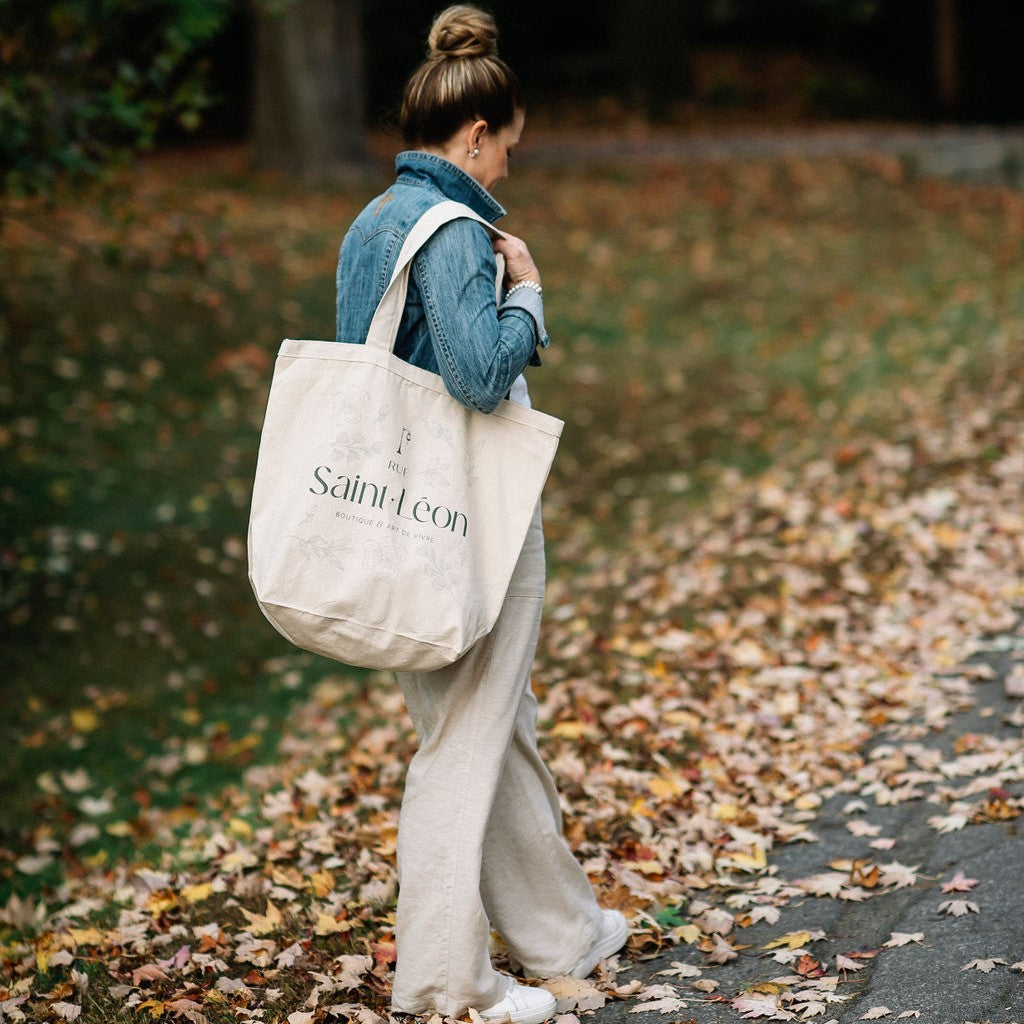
[468,146,479,158]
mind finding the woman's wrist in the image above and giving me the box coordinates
[505,279,543,298]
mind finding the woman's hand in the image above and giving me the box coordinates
[493,233,541,289]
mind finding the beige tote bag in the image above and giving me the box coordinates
[248,201,563,671]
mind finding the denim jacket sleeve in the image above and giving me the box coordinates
[412,218,550,414]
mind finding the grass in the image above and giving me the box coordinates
[2,144,1024,915]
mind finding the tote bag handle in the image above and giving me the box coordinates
[364,201,507,354]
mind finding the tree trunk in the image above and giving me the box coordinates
[252,0,368,179]
[935,0,960,116]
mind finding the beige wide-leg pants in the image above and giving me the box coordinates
[390,506,604,1017]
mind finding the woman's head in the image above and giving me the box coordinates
[400,5,524,151]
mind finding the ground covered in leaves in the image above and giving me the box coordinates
[2,147,1024,1023]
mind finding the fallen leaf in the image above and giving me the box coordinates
[937,899,979,917]
[542,977,606,1013]
[240,901,284,936]
[731,992,781,1018]
[835,954,865,973]
[940,871,979,893]
[961,957,1007,973]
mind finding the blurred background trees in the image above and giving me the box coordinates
[2,0,1021,199]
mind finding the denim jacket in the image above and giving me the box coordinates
[335,151,549,414]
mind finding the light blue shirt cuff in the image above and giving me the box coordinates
[501,288,550,349]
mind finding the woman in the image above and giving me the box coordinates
[335,7,627,1022]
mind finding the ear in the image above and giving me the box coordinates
[467,119,489,150]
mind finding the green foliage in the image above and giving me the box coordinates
[0,0,232,198]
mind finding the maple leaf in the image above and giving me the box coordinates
[882,932,923,948]
[731,992,781,1018]
[763,930,821,951]
[937,899,979,917]
[747,906,782,926]
[705,934,740,964]
[326,1005,385,1024]
[860,1008,891,1020]
[51,1003,82,1021]
[314,912,353,936]
[835,954,865,973]
[132,963,171,986]
[940,870,978,893]
[332,954,373,990]
[792,998,828,1018]
[846,820,881,837]
[655,961,702,979]
[542,977,607,1013]
[628,995,692,1014]
[961,957,1007,973]
[239,901,284,936]
[797,874,845,898]
[927,811,969,833]
[877,861,919,889]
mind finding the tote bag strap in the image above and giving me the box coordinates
[365,200,507,354]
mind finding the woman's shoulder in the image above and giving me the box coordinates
[348,178,448,244]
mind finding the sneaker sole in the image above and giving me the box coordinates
[480,992,556,1024]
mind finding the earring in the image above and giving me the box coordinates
[468,146,479,158]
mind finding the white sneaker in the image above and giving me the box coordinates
[478,977,556,1024]
[570,909,629,979]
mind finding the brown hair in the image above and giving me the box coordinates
[399,5,523,147]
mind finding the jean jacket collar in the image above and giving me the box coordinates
[395,151,506,225]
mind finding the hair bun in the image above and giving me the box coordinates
[428,4,498,59]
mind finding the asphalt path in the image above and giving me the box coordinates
[595,634,1024,1024]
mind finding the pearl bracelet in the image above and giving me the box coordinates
[505,279,543,299]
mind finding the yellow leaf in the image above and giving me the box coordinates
[226,733,261,758]
[66,927,105,947]
[146,889,179,915]
[240,902,283,936]
[105,821,135,837]
[762,930,813,950]
[549,720,592,740]
[70,708,99,732]
[228,817,253,840]
[136,998,166,1018]
[932,523,964,548]
[35,932,56,972]
[308,869,335,898]
[661,710,701,730]
[672,924,702,944]
[180,882,213,905]
[647,775,685,799]
[721,847,767,871]
[629,860,664,876]
[629,797,655,818]
[712,802,739,821]
[313,913,352,936]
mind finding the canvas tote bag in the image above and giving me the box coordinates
[248,200,564,671]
